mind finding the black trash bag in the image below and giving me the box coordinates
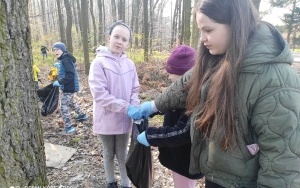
[37,84,59,116]
[126,119,153,188]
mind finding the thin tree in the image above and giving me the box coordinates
[90,0,97,47]
[143,0,149,61]
[40,0,47,34]
[190,1,200,49]
[182,0,191,45]
[97,0,104,45]
[56,0,66,44]
[81,0,90,75]
[64,0,74,53]
[0,0,47,186]
[111,0,117,21]
[118,0,125,21]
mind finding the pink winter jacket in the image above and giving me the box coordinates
[88,46,140,135]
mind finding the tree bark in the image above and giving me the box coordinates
[89,0,97,47]
[143,0,149,61]
[0,0,47,186]
[56,0,66,44]
[64,0,74,53]
[111,0,117,21]
[81,0,90,75]
[40,0,47,34]
[97,0,104,45]
[182,0,191,45]
[190,0,200,49]
[134,0,141,48]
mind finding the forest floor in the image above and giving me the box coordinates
[38,60,206,188]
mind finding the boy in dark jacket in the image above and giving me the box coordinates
[52,42,88,134]
[135,45,203,187]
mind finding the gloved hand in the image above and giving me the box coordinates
[127,105,143,120]
[54,62,60,68]
[140,101,156,118]
[137,131,150,147]
[53,80,61,87]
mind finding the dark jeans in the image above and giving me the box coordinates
[205,179,225,188]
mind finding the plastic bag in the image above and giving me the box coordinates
[126,119,153,188]
[37,84,59,116]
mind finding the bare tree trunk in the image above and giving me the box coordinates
[182,0,191,45]
[149,0,159,54]
[0,0,47,186]
[64,0,74,53]
[76,0,82,35]
[97,0,104,45]
[118,0,125,21]
[111,0,117,21]
[190,0,200,49]
[143,0,149,61]
[171,0,179,47]
[40,0,47,34]
[81,0,90,75]
[72,1,79,34]
[56,0,66,44]
[134,0,141,48]
[89,0,97,47]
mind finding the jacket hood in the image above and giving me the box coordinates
[59,52,76,63]
[242,21,293,67]
[94,45,127,60]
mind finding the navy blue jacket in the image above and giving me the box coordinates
[146,109,203,179]
[57,52,79,93]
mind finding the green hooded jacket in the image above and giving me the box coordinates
[154,22,300,188]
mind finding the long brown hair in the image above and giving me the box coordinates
[187,0,258,149]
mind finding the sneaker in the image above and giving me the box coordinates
[61,126,76,134]
[106,181,118,188]
[75,114,88,121]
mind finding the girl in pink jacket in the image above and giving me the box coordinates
[88,21,140,188]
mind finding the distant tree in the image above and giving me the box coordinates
[143,0,149,61]
[182,0,192,45]
[81,0,90,75]
[0,0,47,186]
[133,0,142,48]
[118,0,125,21]
[111,0,117,21]
[40,0,47,34]
[97,0,105,45]
[56,0,66,44]
[90,0,97,47]
[64,0,74,53]
[149,0,159,53]
[270,0,300,43]
[190,1,200,49]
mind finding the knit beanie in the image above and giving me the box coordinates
[165,45,196,75]
[52,42,66,52]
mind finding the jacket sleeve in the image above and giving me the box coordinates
[59,58,75,85]
[251,90,300,187]
[130,64,140,106]
[88,60,130,113]
[154,68,193,112]
[146,114,191,147]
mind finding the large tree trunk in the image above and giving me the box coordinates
[56,0,66,44]
[0,0,47,186]
[64,0,74,53]
[81,0,90,75]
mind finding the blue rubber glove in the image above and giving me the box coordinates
[137,131,150,147]
[140,101,156,118]
[53,80,61,87]
[127,105,143,120]
[54,62,60,68]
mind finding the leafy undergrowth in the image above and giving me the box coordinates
[38,60,205,188]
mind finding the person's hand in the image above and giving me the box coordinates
[127,105,143,120]
[137,131,150,147]
[53,81,61,87]
[140,101,155,118]
[54,62,60,68]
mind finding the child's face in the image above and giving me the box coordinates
[53,48,63,58]
[108,25,130,56]
[196,12,230,55]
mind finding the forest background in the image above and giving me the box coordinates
[0,0,300,187]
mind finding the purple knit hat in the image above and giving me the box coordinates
[165,45,196,75]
